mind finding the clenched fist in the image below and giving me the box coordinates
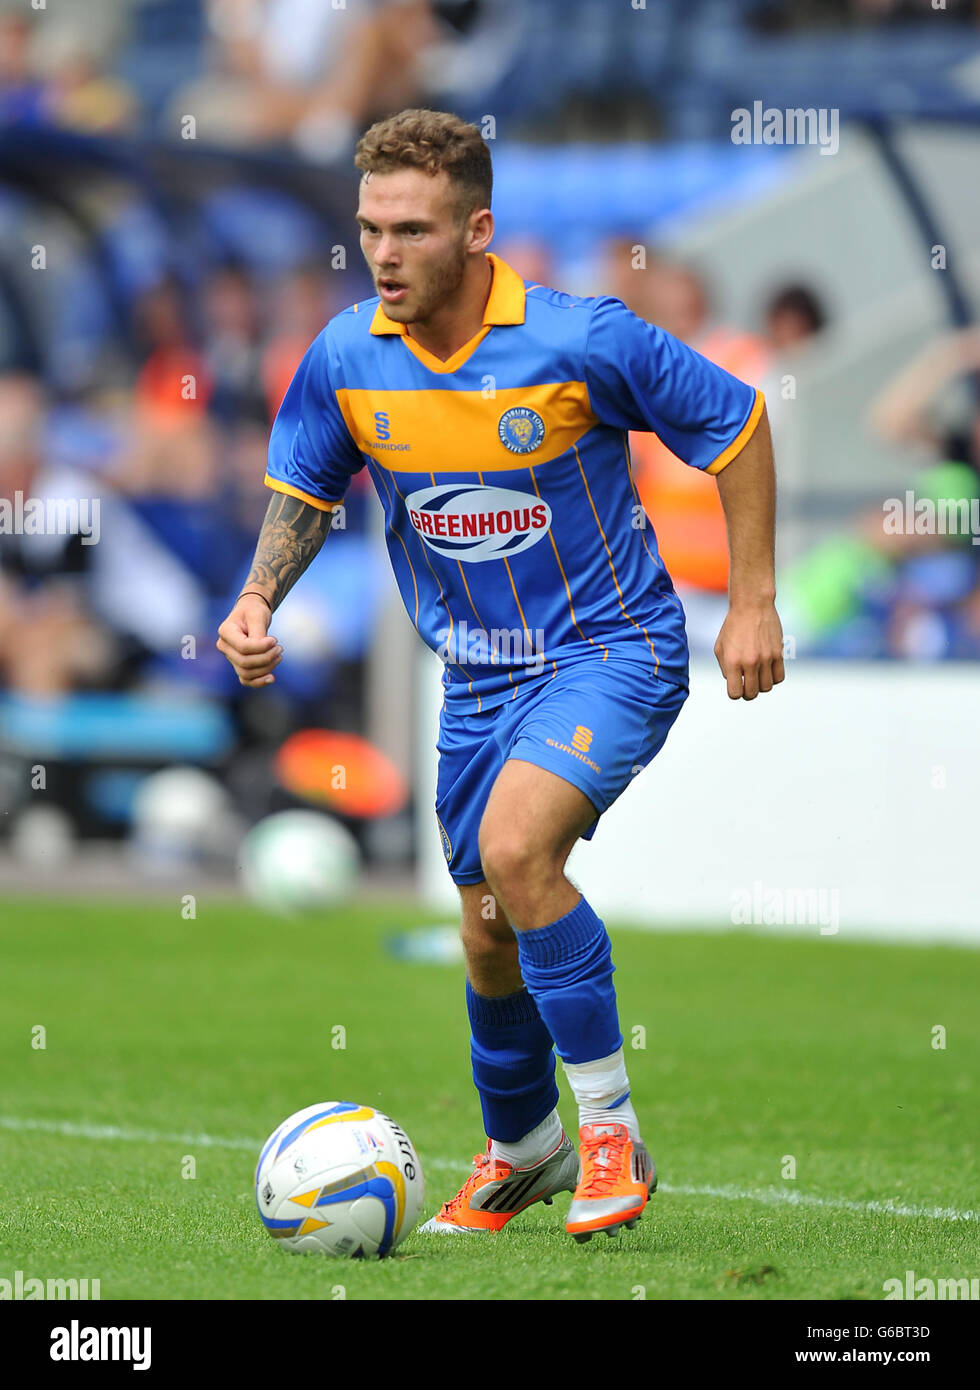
[714,600,785,701]
[216,594,283,687]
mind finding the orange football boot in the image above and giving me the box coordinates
[419,1134,579,1233]
[565,1122,656,1242]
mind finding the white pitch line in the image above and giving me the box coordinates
[0,1115,258,1151]
[658,1181,979,1224]
[1,1116,975,1224]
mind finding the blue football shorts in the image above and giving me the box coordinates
[434,652,689,886]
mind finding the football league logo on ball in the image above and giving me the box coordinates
[498,407,545,454]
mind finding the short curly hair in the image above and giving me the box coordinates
[354,109,492,220]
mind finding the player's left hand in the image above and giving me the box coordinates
[714,601,785,701]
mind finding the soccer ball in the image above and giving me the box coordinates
[239,810,360,914]
[132,766,240,867]
[255,1101,425,1257]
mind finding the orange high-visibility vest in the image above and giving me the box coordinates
[631,328,769,593]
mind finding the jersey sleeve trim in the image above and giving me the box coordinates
[704,388,765,476]
[263,474,344,511]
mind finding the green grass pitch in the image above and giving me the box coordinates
[1,896,977,1301]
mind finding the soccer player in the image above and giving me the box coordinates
[217,110,784,1242]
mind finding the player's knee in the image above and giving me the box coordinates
[460,915,516,970]
[459,883,509,931]
[478,826,551,900]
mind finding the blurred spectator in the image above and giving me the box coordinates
[623,259,771,649]
[492,236,554,289]
[261,262,335,422]
[0,374,117,694]
[167,0,520,159]
[764,284,827,355]
[171,0,485,158]
[166,2,302,148]
[868,326,980,472]
[777,331,980,658]
[596,242,774,379]
[0,3,137,134]
[758,280,829,438]
[288,0,441,162]
[121,277,217,499]
[595,236,665,321]
[605,263,830,654]
[0,10,45,124]
[40,36,137,137]
[202,262,267,428]
[289,0,515,162]
[659,262,771,385]
[779,459,980,659]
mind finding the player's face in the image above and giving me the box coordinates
[357,168,473,325]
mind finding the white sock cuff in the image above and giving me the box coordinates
[562,1047,630,1107]
[490,1108,562,1166]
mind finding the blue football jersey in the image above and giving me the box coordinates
[265,253,764,711]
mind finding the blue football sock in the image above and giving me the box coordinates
[466,981,560,1144]
[515,896,623,1066]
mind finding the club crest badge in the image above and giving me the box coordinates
[498,407,545,454]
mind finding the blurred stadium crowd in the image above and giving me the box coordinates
[3,0,980,146]
[1,0,980,857]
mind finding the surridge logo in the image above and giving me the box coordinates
[368,409,410,452]
[405,484,551,563]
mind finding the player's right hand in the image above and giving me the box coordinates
[216,595,283,687]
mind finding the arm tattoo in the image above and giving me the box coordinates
[243,493,332,610]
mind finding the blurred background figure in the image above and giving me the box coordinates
[202,261,267,428]
[622,259,774,650]
[261,262,337,421]
[778,328,980,660]
[0,9,45,124]
[121,275,217,499]
[0,373,116,696]
[764,283,827,356]
[0,0,135,133]
[167,0,515,160]
[490,235,554,290]
[868,326,980,471]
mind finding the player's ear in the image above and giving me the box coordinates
[467,208,494,255]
